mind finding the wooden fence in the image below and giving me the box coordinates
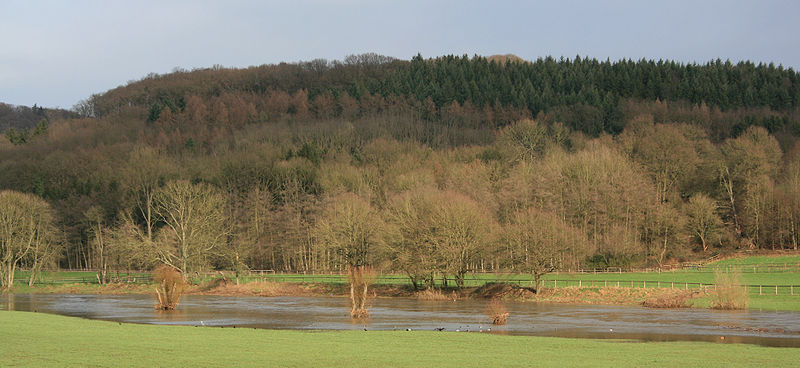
[16,270,800,296]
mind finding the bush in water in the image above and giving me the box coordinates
[153,265,187,310]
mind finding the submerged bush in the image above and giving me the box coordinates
[415,288,458,301]
[711,269,748,310]
[153,265,187,310]
[641,290,697,308]
[347,266,377,319]
[486,299,509,325]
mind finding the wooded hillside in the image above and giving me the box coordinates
[2,54,799,281]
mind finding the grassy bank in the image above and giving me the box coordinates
[7,255,799,312]
[2,311,798,367]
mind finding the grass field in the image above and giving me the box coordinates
[1,311,798,367]
[709,255,800,266]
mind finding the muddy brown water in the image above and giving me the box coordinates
[3,294,800,347]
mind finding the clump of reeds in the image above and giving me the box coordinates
[153,265,187,310]
[641,290,697,308]
[347,265,377,319]
[711,269,748,310]
[415,288,458,301]
[486,299,509,325]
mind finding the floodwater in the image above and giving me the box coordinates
[3,293,800,347]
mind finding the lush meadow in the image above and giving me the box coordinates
[2,311,798,368]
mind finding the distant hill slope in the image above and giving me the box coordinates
[0,102,76,132]
[2,54,800,272]
[82,53,800,140]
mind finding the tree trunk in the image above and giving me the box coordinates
[349,280,356,315]
[3,263,16,290]
[361,282,368,311]
[722,167,742,236]
[146,195,153,242]
[700,234,707,252]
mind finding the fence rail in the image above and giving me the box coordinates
[236,274,800,296]
[554,263,800,274]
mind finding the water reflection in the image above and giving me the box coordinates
[3,293,800,347]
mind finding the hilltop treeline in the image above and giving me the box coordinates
[1,54,799,283]
[85,54,800,140]
[0,103,76,145]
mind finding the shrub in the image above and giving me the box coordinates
[710,269,748,310]
[415,288,458,301]
[641,290,697,308]
[486,299,509,325]
[153,265,187,310]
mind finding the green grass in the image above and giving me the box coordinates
[1,311,798,367]
[692,294,800,311]
[708,255,800,266]
[545,270,800,286]
[13,270,150,284]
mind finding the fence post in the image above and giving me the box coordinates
[760,285,762,295]
[604,280,607,287]
[792,285,794,295]
[685,283,688,290]
[671,282,674,289]
[579,280,582,288]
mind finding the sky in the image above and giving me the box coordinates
[1,0,799,109]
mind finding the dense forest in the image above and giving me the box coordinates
[0,103,76,145]
[2,54,800,287]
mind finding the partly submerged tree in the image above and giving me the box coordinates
[315,193,384,318]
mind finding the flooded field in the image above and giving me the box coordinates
[4,294,800,347]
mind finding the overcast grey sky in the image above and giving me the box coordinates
[1,0,799,108]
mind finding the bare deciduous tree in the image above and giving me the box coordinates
[503,207,589,292]
[314,193,384,318]
[685,194,723,252]
[154,181,230,274]
[0,191,56,290]
[122,146,175,242]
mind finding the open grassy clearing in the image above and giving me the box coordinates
[708,255,800,266]
[2,311,798,368]
[544,271,800,286]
